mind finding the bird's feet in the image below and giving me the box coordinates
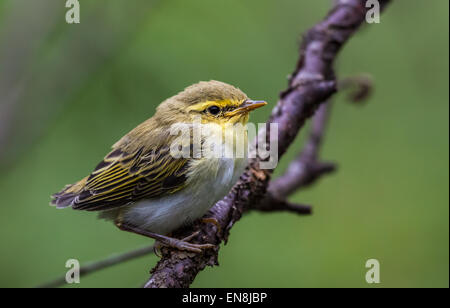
[154,231,215,255]
[115,221,215,255]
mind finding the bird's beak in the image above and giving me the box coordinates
[224,100,267,117]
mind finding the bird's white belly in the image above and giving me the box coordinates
[121,156,246,235]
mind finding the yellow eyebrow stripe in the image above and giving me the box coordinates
[186,99,243,112]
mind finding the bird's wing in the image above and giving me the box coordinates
[52,146,189,211]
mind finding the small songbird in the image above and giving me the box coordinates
[51,80,266,252]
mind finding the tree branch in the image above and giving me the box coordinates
[37,245,154,288]
[271,103,335,196]
[255,72,375,213]
[254,102,334,213]
[145,0,391,288]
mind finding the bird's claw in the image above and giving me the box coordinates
[155,231,215,254]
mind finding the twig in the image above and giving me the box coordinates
[339,74,374,104]
[145,0,391,288]
[37,245,154,288]
[269,103,335,197]
[251,193,312,215]
[254,102,335,213]
[255,72,375,214]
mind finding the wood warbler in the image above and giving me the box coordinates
[51,80,266,253]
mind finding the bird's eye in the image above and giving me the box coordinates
[207,105,221,115]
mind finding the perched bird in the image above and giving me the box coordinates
[51,80,266,252]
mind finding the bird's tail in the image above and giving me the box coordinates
[50,177,88,208]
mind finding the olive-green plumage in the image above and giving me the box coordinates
[51,80,249,211]
[51,80,266,250]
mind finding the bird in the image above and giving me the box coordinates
[51,80,266,253]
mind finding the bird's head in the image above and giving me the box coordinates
[156,80,266,126]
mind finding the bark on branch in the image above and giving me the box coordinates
[145,0,390,288]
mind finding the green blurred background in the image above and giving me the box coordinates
[0,0,448,288]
